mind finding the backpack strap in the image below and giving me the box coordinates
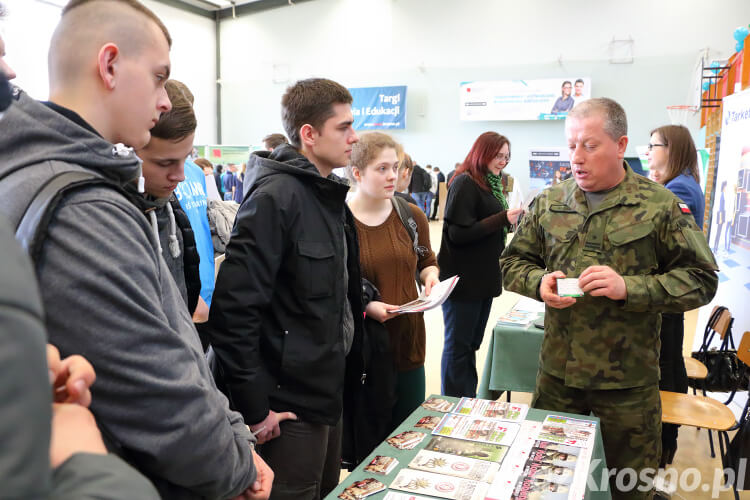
[391,196,430,288]
[15,170,108,260]
[391,196,419,255]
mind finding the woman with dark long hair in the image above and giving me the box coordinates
[646,124,704,467]
[438,132,523,397]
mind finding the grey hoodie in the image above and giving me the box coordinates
[0,215,160,500]
[0,89,256,499]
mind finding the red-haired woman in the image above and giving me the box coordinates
[438,132,523,397]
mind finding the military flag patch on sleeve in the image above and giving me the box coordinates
[678,203,691,214]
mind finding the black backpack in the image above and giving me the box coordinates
[13,170,112,260]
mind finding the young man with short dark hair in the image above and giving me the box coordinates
[0,1,268,498]
[208,77,364,500]
[262,132,288,151]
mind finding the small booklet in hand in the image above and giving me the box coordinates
[388,275,460,314]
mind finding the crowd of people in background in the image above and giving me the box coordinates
[0,1,720,500]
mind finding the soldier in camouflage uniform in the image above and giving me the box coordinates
[500,98,718,499]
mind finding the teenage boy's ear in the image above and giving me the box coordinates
[97,43,120,91]
[299,123,318,149]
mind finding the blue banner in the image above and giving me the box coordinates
[349,85,407,130]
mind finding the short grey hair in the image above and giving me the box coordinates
[567,97,628,141]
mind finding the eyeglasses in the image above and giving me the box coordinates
[647,143,667,151]
[496,153,511,162]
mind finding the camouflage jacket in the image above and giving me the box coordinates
[500,164,718,389]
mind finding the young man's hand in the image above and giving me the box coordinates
[47,344,96,407]
[231,450,274,500]
[49,403,107,468]
[250,410,298,444]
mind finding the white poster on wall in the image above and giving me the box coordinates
[696,89,750,351]
[459,78,591,121]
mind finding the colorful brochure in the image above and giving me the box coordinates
[415,415,443,430]
[409,450,500,482]
[425,436,509,463]
[454,397,529,422]
[537,416,596,448]
[387,431,427,450]
[421,397,455,413]
[364,455,399,475]
[337,478,386,500]
[390,469,488,500]
[389,276,459,314]
[433,413,520,446]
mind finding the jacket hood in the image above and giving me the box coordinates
[246,143,350,202]
[0,88,142,186]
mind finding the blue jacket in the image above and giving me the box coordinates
[665,173,704,227]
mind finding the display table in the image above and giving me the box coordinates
[477,315,544,400]
[326,394,610,500]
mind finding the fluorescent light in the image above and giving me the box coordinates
[202,0,233,7]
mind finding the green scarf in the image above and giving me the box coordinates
[486,172,509,241]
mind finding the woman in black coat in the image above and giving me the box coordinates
[437,132,523,398]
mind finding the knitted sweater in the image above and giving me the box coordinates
[354,204,437,371]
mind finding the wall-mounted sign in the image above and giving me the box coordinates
[459,78,591,121]
[349,85,407,130]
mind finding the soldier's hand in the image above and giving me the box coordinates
[579,265,627,301]
[539,271,577,309]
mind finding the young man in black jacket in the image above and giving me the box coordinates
[207,78,365,500]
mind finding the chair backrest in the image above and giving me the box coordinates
[701,306,734,351]
[738,331,750,366]
[713,307,733,341]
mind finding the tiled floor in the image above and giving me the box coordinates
[343,219,750,499]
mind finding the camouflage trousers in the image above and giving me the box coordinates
[533,371,661,500]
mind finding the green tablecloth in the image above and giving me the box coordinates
[326,394,610,500]
[477,315,544,399]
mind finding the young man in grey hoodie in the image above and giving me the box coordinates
[0,1,270,499]
[0,23,158,499]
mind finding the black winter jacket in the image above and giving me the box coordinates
[409,164,432,193]
[206,145,364,426]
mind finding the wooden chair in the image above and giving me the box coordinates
[660,330,750,500]
[686,306,736,456]
[687,306,733,396]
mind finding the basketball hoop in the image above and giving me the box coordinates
[666,105,700,126]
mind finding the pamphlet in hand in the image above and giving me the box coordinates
[388,275,460,314]
[508,184,540,212]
